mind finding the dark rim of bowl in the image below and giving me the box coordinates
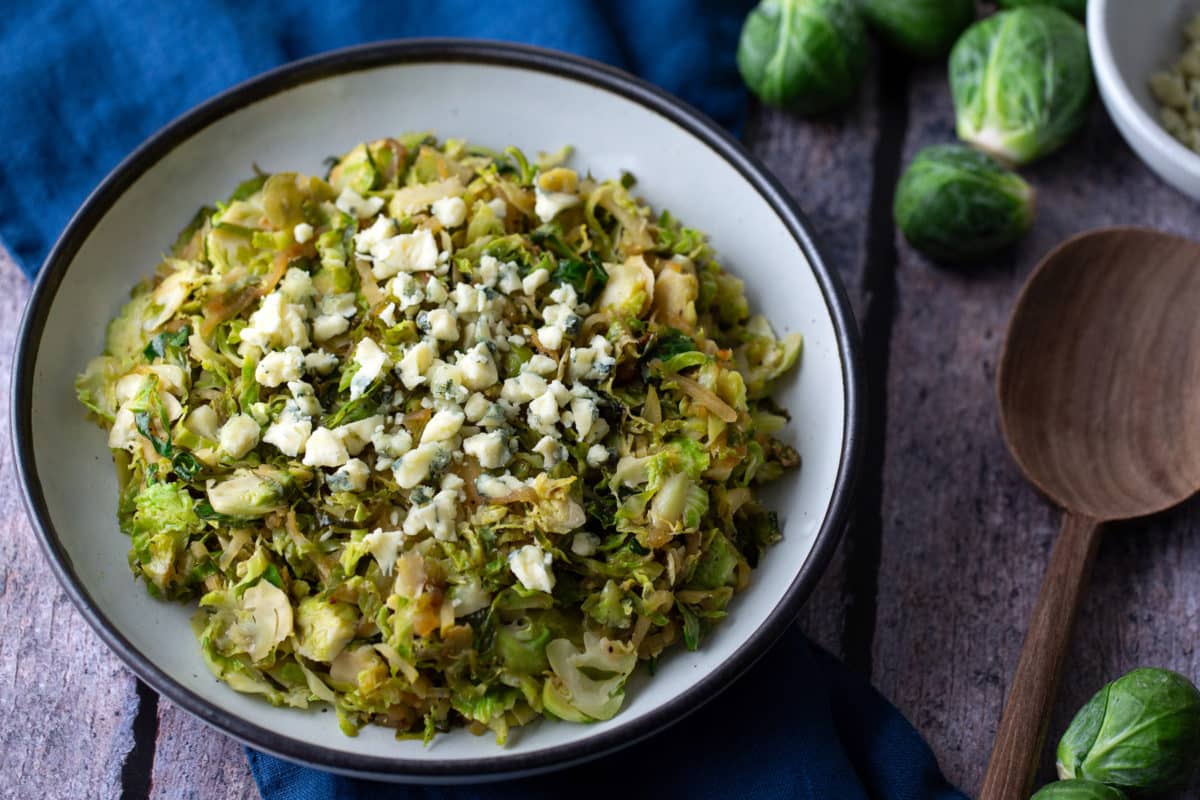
[11,38,863,782]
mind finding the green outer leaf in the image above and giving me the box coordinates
[737,0,868,113]
[949,6,1093,165]
[1029,780,1126,800]
[997,0,1086,21]
[1057,668,1200,792]
[893,144,1035,262]
[861,0,976,60]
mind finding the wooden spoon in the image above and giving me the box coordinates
[981,227,1200,800]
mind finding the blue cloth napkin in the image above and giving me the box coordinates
[1,2,967,797]
[250,628,967,800]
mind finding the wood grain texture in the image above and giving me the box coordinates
[150,702,260,800]
[0,249,142,800]
[876,62,1200,795]
[748,69,880,661]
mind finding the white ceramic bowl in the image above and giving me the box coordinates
[12,41,862,782]
[1090,0,1200,198]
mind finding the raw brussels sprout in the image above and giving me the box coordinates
[861,0,976,60]
[1030,780,1126,800]
[949,7,1093,165]
[893,144,1035,262]
[997,0,1086,21]
[736,0,868,114]
[1057,668,1200,792]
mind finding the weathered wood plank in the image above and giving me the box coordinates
[150,702,260,800]
[747,66,881,660]
[875,62,1200,795]
[0,249,142,799]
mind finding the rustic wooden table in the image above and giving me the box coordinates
[2,54,1198,800]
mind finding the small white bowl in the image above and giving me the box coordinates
[12,41,862,782]
[1089,0,1200,199]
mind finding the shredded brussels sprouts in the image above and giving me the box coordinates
[78,135,803,744]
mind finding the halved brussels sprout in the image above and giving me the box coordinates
[893,144,1035,262]
[949,6,1093,165]
[542,633,637,722]
[294,596,358,663]
[737,0,868,114]
[205,465,294,517]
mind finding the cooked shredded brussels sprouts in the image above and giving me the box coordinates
[77,135,803,744]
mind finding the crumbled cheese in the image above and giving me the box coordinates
[370,228,438,279]
[527,391,560,436]
[571,531,601,557]
[402,487,460,541]
[477,255,500,288]
[426,360,469,403]
[548,380,573,407]
[334,414,385,456]
[218,414,260,459]
[263,400,312,457]
[278,268,315,304]
[488,197,508,219]
[462,431,510,469]
[571,396,598,440]
[378,302,397,327]
[255,346,305,387]
[534,186,581,223]
[390,273,426,311]
[537,325,563,351]
[426,277,449,305]
[463,393,490,422]
[476,472,525,499]
[522,268,550,296]
[288,380,322,417]
[354,216,396,253]
[328,458,370,492]
[399,341,436,389]
[312,314,350,342]
[501,372,548,405]
[431,196,467,227]
[509,544,555,593]
[421,408,465,444]
[497,261,522,295]
[459,343,498,390]
[586,444,610,467]
[550,283,579,308]
[293,222,314,244]
[362,529,405,575]
[371,426,413,459]
[303,427,350,467]
[304,350,339,375]
[533,435,565,467]
[426,308,459,341]
[241,292,310,351]
[335,187,385,219]
[523,353,558,377]
[350,337,390,400]
[321,292,358,319]
[393,443,447,488]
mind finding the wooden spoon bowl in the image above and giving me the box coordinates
[982,227,1200,799]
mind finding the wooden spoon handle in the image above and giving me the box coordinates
[979,512,1102,800]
